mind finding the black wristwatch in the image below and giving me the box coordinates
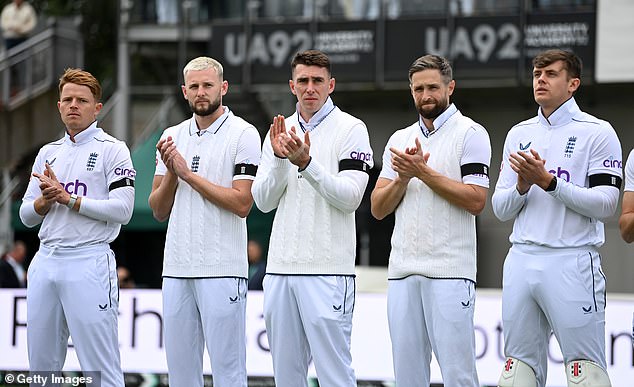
[545,176,557,192]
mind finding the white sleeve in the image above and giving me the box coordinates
[461,125,491,188]
[233,127,262,181]
[79,144,136,224]
[378,134,397,181]
[492,131,527,222]
[0,8,11,34]
[549,182,619,220]
[300,122,373,213]
[549,127,622,220]
[20,5,37,34]
[19,151,46,228]
[251,131,292,213]
[79,187,135,224]
[154,131,168,176]
[624,149,634,192]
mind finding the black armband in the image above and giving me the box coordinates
[461,163,489,177]
[589,173,622,189]
[339,159,370,174]
[109,178,134,191]
[234,163,258,177]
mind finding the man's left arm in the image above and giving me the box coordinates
[77,144,135,224]
[171,127,261,218]
[394,127,491,216]
[297,122,373,213]
[547,128,622,220]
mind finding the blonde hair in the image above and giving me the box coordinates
[182,57,224,81]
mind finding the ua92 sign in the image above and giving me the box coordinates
[210,23,312,84]
[384,14,593,82]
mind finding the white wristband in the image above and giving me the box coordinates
[67,193,78,209]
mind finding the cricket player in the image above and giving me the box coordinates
[148,56,261,387]
[492,49,619,387]
[251,49,373,387]
[20,68,135,387]
[371,54,490,386]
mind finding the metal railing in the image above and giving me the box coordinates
[96,87,180,150]
[0,168,18,255]
[131,93,179,150]
[0,17,84,111]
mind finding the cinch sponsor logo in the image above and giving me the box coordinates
[61,179,88,196]
[350,150,372,162]
[548,167,570,182]
[115,167,136,178]
[602,157,622,169]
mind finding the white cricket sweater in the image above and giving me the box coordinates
[157,111,261,278]
[388,113,478,281]
[253,107,373,275]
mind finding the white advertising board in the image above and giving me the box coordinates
[1,289,632,385]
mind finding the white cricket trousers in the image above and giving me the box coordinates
[27,243,123,387]
[263,275,356,387]
[388,275,479,387]
[162,277,247,387]
[502,245,608,387]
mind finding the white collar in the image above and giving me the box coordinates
[189,106,231,136]
[419,103,458,137]
[296,97,335,132]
